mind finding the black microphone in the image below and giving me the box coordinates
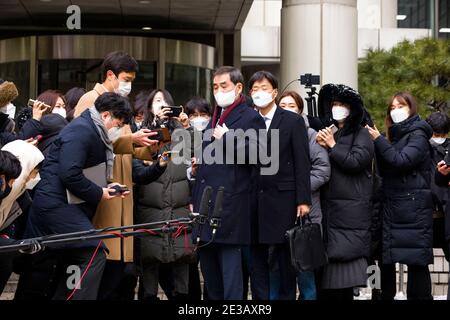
[190,186,213,243]
[210,186,224,236]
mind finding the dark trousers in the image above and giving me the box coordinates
[142,261,189,299]
[14,252,60,300]
[250,243,297,300]
[0,253,14,295]
[198,243,243,300]
[97,260,137,300]
[52,247,106,300]
[380,264,432,300]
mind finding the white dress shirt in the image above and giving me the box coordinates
[259,104,277,131]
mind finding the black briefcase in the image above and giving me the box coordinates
[285,216,328,272]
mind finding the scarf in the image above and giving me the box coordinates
[211,94,246,129]
[88,106,114,181]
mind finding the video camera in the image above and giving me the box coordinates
[300,73,320,117]
[300,74,320,88]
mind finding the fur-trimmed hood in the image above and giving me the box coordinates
[0,81,18,108]
[318,83,372,135]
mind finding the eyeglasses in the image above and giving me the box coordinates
[111,117,124,128]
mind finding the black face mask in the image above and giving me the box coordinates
[0,179,12,201]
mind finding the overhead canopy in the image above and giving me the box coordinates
[0,0,253,33]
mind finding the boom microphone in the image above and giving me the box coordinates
[190,186,213,243]
[210,186,224,236]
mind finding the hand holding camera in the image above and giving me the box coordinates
[365,124,381,141]
[177,111,190,128]
[437,158,450,177]
[24,135,43,146]
[151,127,171,143]
[156,106,172,121]
[159,151,171,167]
[132,128,159,147]
[156,106,183,121]
[28,99,52,121]
[102,183,130,200]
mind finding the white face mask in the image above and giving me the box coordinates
[252,90,274,109]
[108,126,122,141]
[390,108,409,124]
[116,81,132,97]
[26,173,41,190]
[190,117,210,131]
[332,106,350,122]
[431,137,446,145]
[0,102,16,119]
[52,107,67,118]
[214,88,237,108]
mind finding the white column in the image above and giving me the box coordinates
[380,0,397,28]
[280,0,358,107]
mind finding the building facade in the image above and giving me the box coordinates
[241,0,449,97]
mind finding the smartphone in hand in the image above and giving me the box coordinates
[151,127,171,143]
[168,106,183,118]
[108,185,129,196]
[33,135,43,142]
[328,124,338,134]
[28,99,53,115]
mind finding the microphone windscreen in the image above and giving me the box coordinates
[199,186,213,217]
[212,186,225,219]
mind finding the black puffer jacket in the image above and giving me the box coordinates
[374,115,434,266]
[319,84,375,262]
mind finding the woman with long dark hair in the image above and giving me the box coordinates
[366,92,434,300]
[136,88,194,300]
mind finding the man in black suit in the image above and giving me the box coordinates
[248,71,311,300]
[191,66,266,300]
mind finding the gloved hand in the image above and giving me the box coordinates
[18,239,44,254]
[213,124,229,140]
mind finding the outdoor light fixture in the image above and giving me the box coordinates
[396,15,407,21]
[142,27,152,30]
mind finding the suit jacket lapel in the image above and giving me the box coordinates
[268,107,284,144]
